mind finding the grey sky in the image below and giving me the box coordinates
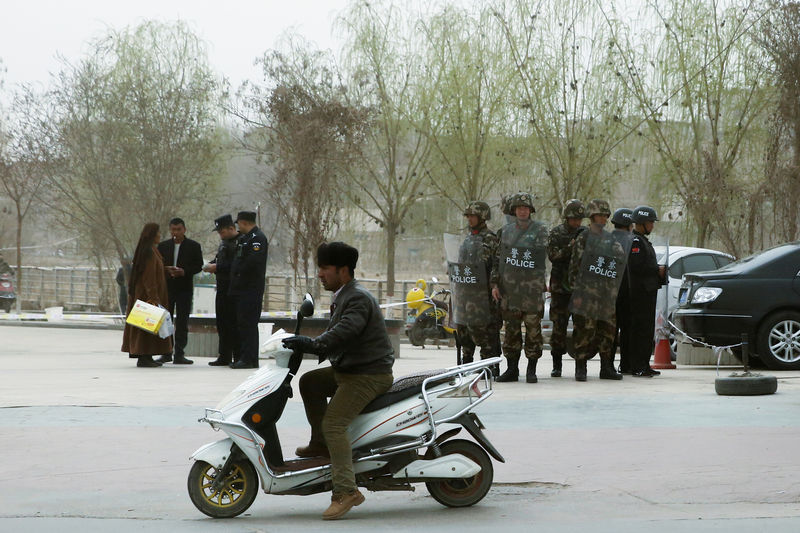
[0,0,351,89]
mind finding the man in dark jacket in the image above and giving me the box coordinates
[157,217,203,364]
[229,211,268,369]
[204,214,240,366]
[282,242,394,520]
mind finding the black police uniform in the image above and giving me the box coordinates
[209,215,239,365]
[229,219,268,368]
[627,230,664,375]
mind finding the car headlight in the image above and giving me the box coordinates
[691,287,722,304]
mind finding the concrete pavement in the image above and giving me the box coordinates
[1,324,799,532]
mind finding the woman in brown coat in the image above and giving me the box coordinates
[122,223,174,367]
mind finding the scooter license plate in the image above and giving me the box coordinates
[406,315,415,324]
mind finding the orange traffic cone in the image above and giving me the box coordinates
[652,337,676,369]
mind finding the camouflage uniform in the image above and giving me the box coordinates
[491,193,548,383]
[567,199,625,382]
[546,199,586,377]
[453,202,501,369]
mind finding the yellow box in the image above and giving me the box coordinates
[126,300,168,335]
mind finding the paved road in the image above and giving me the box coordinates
[1,325,799,532]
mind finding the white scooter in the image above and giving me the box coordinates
[187,294,504,518]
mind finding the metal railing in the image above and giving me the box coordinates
[14,266,447,316]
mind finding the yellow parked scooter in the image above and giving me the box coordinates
[405,278,455,348]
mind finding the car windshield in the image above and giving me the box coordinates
[716,242,799,272]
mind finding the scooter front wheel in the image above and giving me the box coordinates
[187,459,258,518]
[425,439,493,507]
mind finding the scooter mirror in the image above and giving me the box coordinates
[299,293,314,317]
[431,276,439,284]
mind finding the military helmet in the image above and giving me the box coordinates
[463,201,491,221]
[611,207,634,227]
[500,194,514,216]
[509,192,535,212]
[562,199,585,219]
[632,205,659,223]
[586,199,611,218]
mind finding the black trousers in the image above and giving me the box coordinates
[167,290,193,357]
[628,290,657,373]
[230,291,262,366]
[215,281,237,362]
[614,291,632,371]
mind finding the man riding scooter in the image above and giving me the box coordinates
[282,242,395,520]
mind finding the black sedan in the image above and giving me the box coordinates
[674,242,800,370]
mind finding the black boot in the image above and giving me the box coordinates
[600,358,623,380]
[209,356,231,366]
[551,354,562,377]
[496,356,520,382]
[137,356,162,368]
[575,358,587,382]
[526,358,538,383]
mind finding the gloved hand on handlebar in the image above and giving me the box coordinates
[282,335,327,363]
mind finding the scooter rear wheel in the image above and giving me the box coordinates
[425,439,493,507]
[187,459,258,518]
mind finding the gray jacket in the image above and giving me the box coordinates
[316,280,394,375]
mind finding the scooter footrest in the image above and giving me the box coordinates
[271,456,331,473]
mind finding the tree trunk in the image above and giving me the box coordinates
[15,210,23,313]
[384,222,397,298]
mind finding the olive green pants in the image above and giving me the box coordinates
[299,366,393,494]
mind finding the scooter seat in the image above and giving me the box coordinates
[361,369,450,414]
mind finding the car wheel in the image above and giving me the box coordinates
[756,311,800,370]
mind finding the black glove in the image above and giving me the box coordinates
[282,335,316,353]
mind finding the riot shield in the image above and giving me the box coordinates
[444,233,492,327]
[569,227,633,322]
[496,220,548,312]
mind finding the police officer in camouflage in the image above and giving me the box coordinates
[491,193,549,383]
[452,201,501,375]
[567,199,626,382]
[546,199,586,377]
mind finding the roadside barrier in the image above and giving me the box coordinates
[667,319,744,376]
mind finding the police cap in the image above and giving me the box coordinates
[236,211,257,223]
[213,214,234,231]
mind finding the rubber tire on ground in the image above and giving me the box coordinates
[424,439,493,507]
[715,375,778,396]
[187,459,259,518]
[756,310,800,371]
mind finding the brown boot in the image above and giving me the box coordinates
[322,489,365,520]
[295,443,330,458]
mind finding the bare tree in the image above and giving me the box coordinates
[0,87,49,311]
[337,0,435,297]
[418,4,520,210]
[42,20,224,265]
[492,0,634,212]
[609,0,771,253]
[231,39,370,294]
[758,1,800,244]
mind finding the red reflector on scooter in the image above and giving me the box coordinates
[251,413,262,423]
[471,380,483,398]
